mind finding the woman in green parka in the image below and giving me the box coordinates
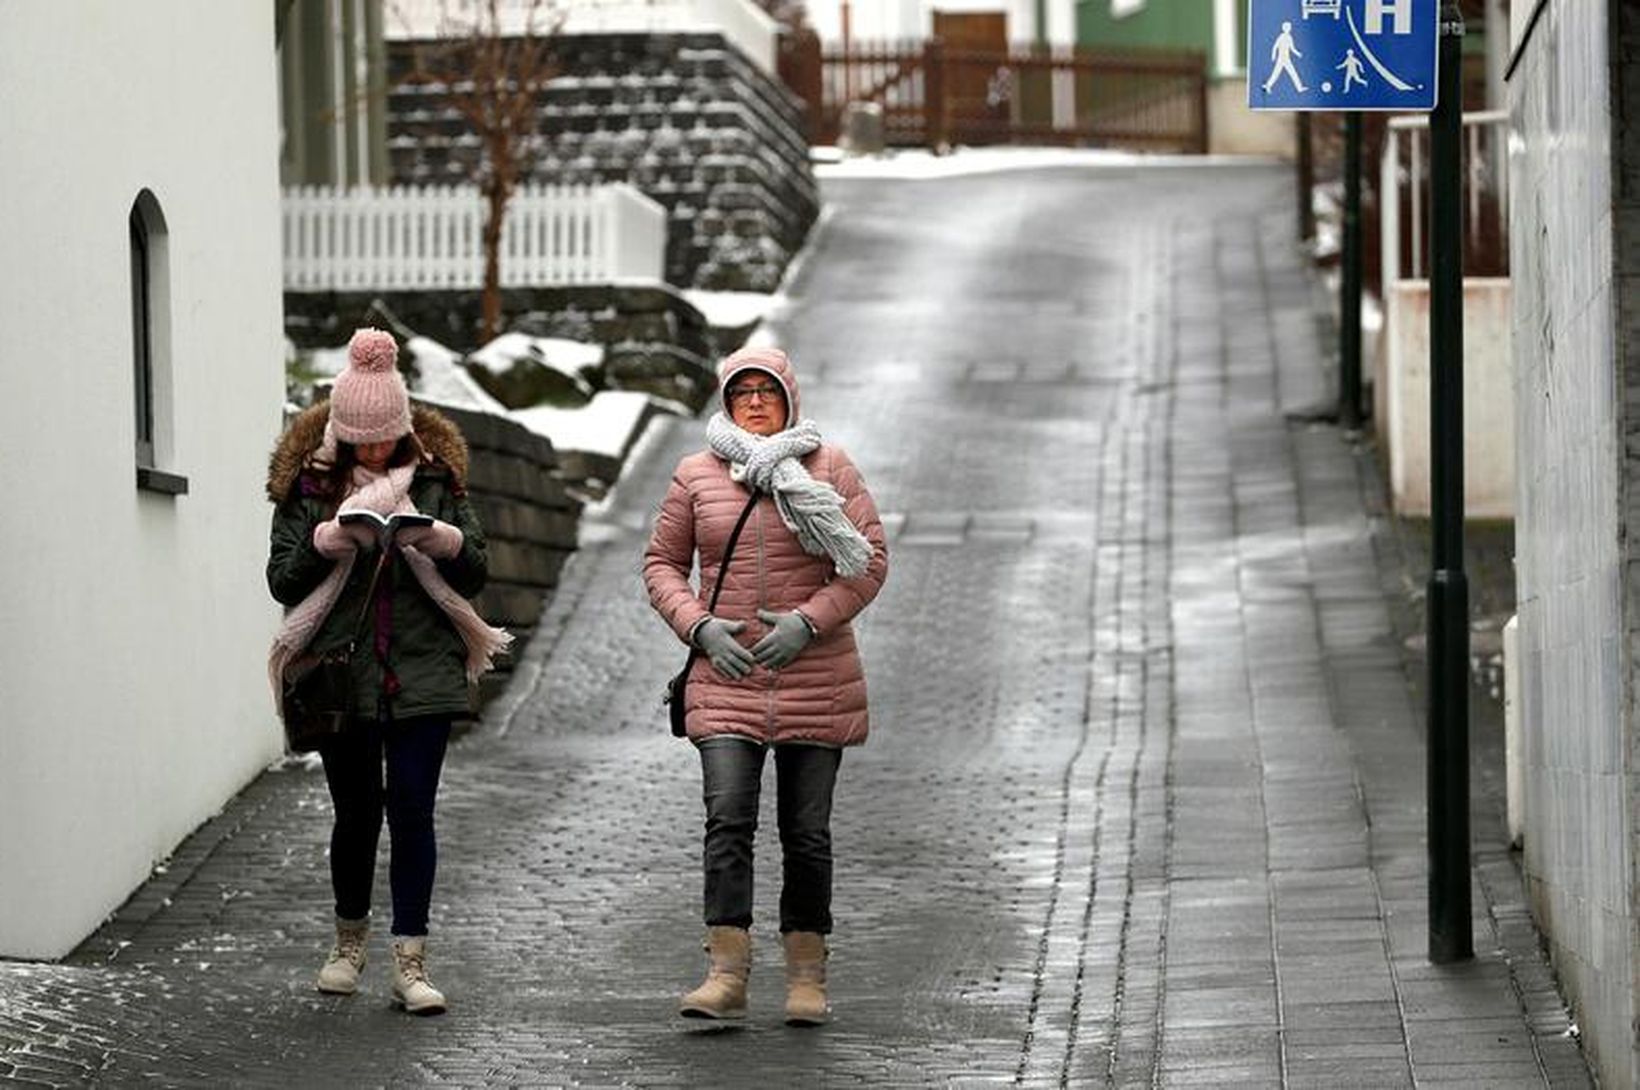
[266,328,510,1015]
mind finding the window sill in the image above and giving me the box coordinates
[136,466,190,495]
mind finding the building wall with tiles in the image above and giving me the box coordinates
[1614,3,1640,1084]
[1510,2,1636,1084]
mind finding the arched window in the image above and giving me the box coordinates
[130,190,186,494]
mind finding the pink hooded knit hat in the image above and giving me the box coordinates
[329,328,411,445]
[719,345,799,420]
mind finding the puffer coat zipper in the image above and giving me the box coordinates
[754,498,777,737]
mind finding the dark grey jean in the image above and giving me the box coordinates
[697,737,843,934]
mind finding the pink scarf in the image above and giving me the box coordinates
[268,460,513,707]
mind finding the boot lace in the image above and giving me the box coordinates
[398,948,429,984]
[329,927,367,967]
[336,930,366,964]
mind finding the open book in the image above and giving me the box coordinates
[338,510,433,549]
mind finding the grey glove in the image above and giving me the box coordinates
[695,617,756,679]
[752,609,814,669]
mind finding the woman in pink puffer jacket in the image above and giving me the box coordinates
[643,345,888,1027]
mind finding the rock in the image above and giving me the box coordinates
[465,332,602,409]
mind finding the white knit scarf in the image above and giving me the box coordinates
[268,461,512,706]
[705,413,873,578]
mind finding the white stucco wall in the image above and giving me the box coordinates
[1381,278,1515,519]
[0,4,285,958]
[1509,1,1637,1085]
[1206,79,1293,157]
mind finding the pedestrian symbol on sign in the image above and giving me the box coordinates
[1263,21,1307,94]
[1247,0,1437,111]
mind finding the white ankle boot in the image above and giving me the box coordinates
[316,916,369,995]
[391,936,447,1015]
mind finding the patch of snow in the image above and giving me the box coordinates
[682,289,781,330]
[468,332,603,385]
[511,389,655,458]
[306,346,350,378]
[814,146,1278,181]
[1361,291,1383,334]
[578,410,685,523]
[741,324,782,351]
[647,395,694,418]
[404,336,508,415]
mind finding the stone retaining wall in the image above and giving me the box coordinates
[386,32,819,291]
[422,400,583,704]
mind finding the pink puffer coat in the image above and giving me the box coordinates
[642,349,888,746]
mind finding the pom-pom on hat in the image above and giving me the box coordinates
[329,327,412,445]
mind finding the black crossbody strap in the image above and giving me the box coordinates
[346,551,390,654]
[706,490,760,613]
[685,489,760,670]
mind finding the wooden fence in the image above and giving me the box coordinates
[780,36,1208,153]
[282,183,667,292]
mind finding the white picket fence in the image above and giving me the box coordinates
[282,183,667,291]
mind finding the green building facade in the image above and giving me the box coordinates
[1076,0,1245,74]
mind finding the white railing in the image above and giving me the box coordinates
[1379,109,1509,284]
[282,182,667,291]
[385,0,779,74]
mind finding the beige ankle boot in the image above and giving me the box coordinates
[390,937,447,1015]
[315,916,369,995]
[783,931,830,1026]
[679,925,751,1019]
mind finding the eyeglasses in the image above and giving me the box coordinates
[726,383,782,404]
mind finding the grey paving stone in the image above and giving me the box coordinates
[0,163,1598,1089]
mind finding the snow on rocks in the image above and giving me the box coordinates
[291,328,692,495]
[465,332,603,410]
[682,289,781,334]
[404,335,508,415]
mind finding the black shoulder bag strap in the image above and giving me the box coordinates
[667,488,760,736]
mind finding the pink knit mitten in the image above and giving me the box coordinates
[400,519,464,560]
[313,518,359,559]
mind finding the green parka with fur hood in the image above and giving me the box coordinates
[266,402,490,722]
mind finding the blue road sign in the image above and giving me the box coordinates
[1247,0,1438,111]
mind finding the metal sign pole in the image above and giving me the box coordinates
[1297,114,1315,243]
[1341,111,1363,429]
[1426,1,1473,965]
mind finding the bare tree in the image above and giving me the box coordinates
[397,0,562,344]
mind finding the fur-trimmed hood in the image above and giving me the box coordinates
[266,401,470,503]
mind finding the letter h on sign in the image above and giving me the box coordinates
[1366,0,1412,34]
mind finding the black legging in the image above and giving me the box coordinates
[698,737,842,934]
[320,716,451,936]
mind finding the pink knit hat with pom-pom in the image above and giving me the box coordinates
[329,328,411,444]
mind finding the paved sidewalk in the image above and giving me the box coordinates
[0,160,1592,1087]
